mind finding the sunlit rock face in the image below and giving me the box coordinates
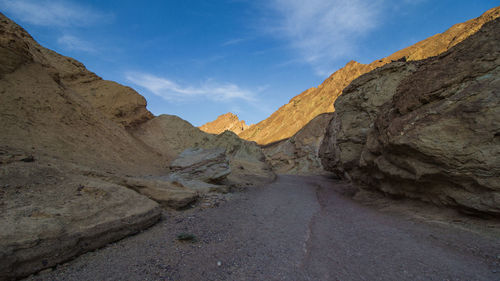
[240,7,500,146]
[199,112,250,135]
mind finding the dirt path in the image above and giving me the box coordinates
[25,176,500,281]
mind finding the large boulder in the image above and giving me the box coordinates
[319,18,500,216]
[0,160,161,281]
[170,148,231,182]
[198,131,276,187]
[169,148,231,193]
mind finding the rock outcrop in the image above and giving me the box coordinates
[199,112,250,135]
[319,18,500,216]
[239,6,500,145]
[131,115,275,188]
[197,131,276,187]
[263,113,334,175]
[169,148,231,193]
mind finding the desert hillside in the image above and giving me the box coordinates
[239,6,500,145]
[0,12,274,280]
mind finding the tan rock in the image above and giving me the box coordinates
[131,114,211,164]
[0,161,161,281]
[0,13,163,175]
[118,178,198,209]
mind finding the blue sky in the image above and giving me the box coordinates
[1,0,498,126]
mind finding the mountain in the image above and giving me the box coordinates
[239,6,500,145]
[319,17,500,216]
[199,112,250,134]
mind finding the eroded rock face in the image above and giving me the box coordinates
[264,113,334,175]
[239,6,500,145]
[320,18,500,216]
[199,112,250,135]
[0,161,161,281]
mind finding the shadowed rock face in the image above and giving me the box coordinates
[320,18,500,216]
[199,112,250,135]
[263,113,334,175]
[240,7,500,145]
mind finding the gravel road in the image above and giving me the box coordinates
[25,175,500,281]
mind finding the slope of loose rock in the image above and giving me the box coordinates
[199,112,250,135]
[240,6,500,145]
[263,113,334,175]
[319,18,500,216]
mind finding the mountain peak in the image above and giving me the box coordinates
[199,112,249,135]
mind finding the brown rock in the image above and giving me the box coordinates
[239,6,500,145]
[199,112,250,134]
[320,18,500,216]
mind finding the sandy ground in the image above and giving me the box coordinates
[24,175,500,281]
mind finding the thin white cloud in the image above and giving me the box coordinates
[221,37,251,46]
[57,35,96,53]
[0,0,112,27]
[126,72,256,102]
[266,0,384,75]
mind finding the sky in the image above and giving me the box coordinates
[0,0,498,126]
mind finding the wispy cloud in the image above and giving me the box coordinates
[265,0,383,75]
[126,72,256,102]
[0,0,112,27]
[221,37,251,46]
[57,35,96,53]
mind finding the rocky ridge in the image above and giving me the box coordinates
[199,112,250,135]
[239,6,500,145]
[319,17,500,216]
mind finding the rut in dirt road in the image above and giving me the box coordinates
[25,176,500,281]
